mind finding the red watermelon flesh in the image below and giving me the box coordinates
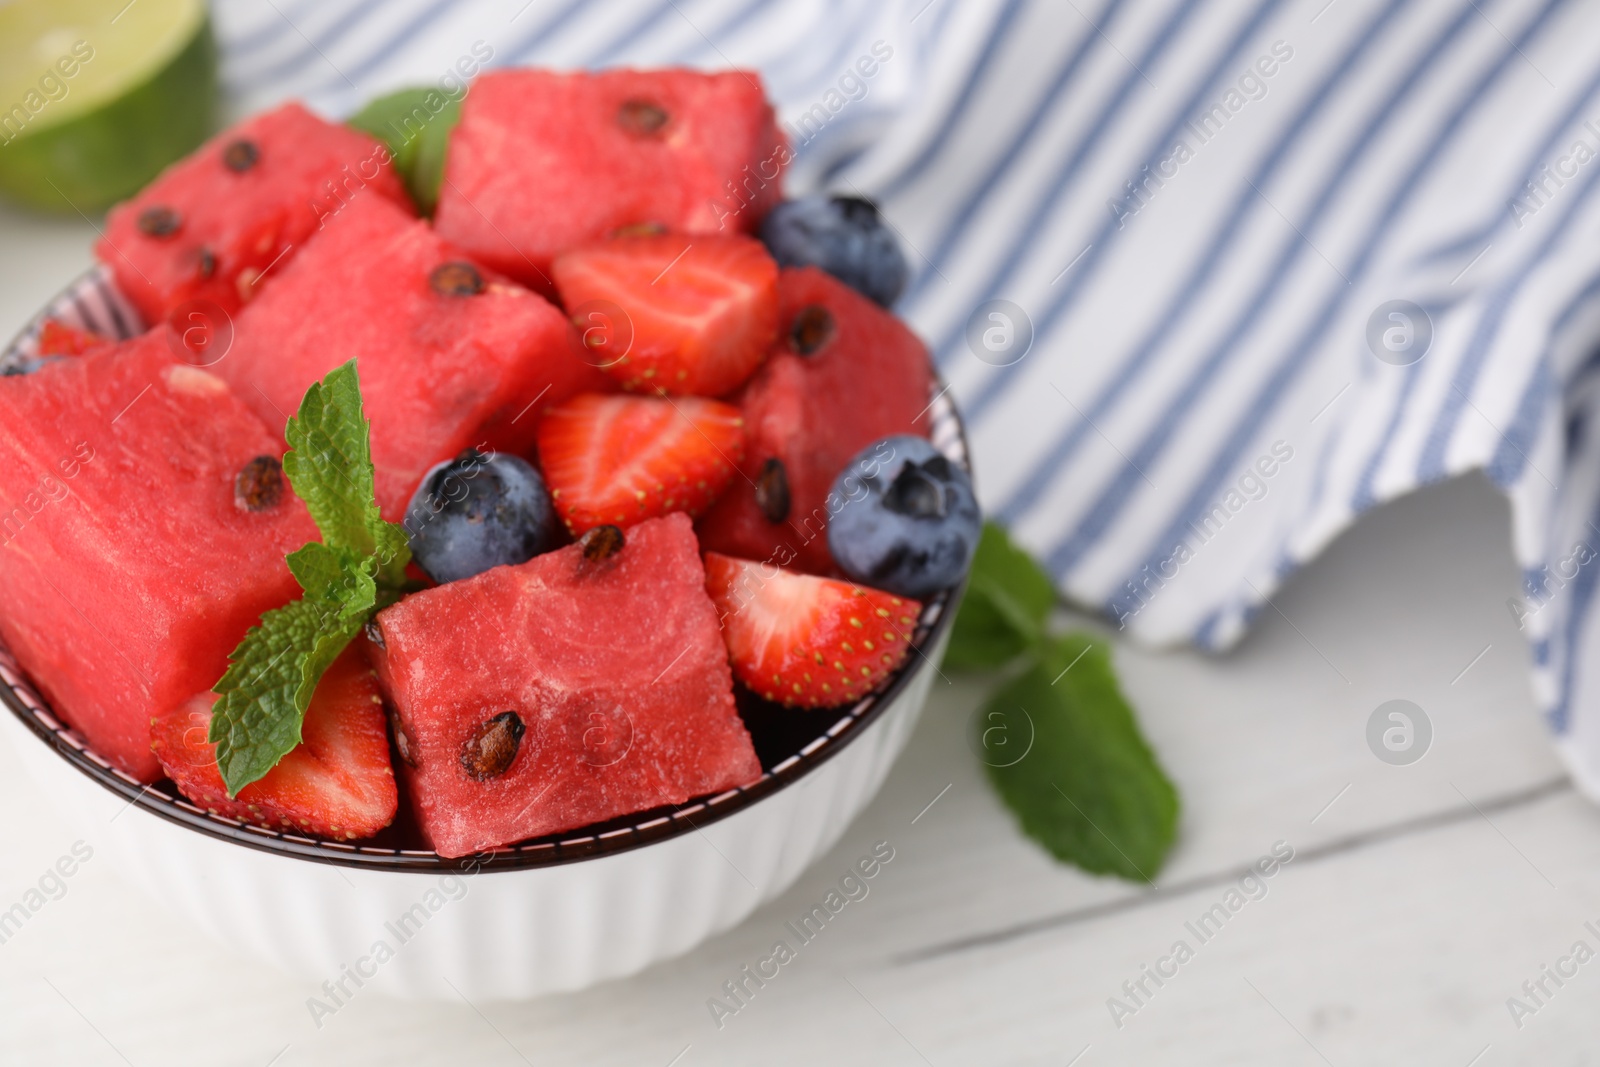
[370,512,761,858]
[98,102,412,327]
[215,193,612,519]
[434,68,787,293]
[0,334,317,781]
[697,267,935,574]
[152,645,397,840]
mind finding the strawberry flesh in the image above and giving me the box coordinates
[552,233,778,397]
[538,393,744,534]
[36,320,110,357]
[150,645,398,840]
[704,552,921,708]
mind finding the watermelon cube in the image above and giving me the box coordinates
[0,334,317,781]
[434,69,787,291]
[98,102,413,327]
[370,513,761,858]
[697,267,935,574]
[215,193,612,519]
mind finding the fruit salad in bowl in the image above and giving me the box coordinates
[0,67,979,998]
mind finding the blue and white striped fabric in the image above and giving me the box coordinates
[211,0,1600,793]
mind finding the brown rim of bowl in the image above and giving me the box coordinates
[0,265,974,872]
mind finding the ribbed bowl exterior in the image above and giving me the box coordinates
[2,631,944,999]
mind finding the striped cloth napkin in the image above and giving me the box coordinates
[213,0,1600,794]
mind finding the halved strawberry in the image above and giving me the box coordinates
[551,232,778,397]
[36,319,110,358]
[537,392,745,534]
[150,646,398,840]
[704,552,921,708]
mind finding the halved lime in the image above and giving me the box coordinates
[0,0,216,213]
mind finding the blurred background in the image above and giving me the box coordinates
[5,0,1600,1062]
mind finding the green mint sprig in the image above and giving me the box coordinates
[209,361,410,796]
[345,87,463,215]
[945,522,1180,882]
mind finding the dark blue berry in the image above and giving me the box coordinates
[827,436,981,598]
[405,450,559,584]
[2,357,54,376]
[759,195,908,307]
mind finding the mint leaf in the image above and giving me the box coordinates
[286,541,371,606]
[209,596,366,795]
[281,361,411,587]
[210,363,411,795]
[942,526,1182,878]
[283,363,381,552]
[286,542,377,686]
[981,633,1179,881]
[946,521,1058,671]
[368,518,412,596]
[346,87,462,214]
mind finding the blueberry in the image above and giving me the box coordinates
[827,435,981,598]
[759,195,908,307]
[405,450,559,584]
[3,356,57,376]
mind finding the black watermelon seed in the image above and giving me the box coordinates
[430,261,485,296]
[234,456,284,512]
[617,99,669,137]
[789,305,835,355]
[137,206,182,239]
[460,711,525,780]
[196,247,217,279]
[755,457,791,523]
[580,524,625,563]
[222,139,260,172]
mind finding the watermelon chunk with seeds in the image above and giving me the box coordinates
[370,513,761,858]
[0,334,317,781]
[215,193,612,519]
[98,102,412,326]
[435,68,787,292]
[697,267,935,574]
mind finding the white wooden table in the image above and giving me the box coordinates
[2,203,1595,1066]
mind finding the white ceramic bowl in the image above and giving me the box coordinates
[0,268,969,1000]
